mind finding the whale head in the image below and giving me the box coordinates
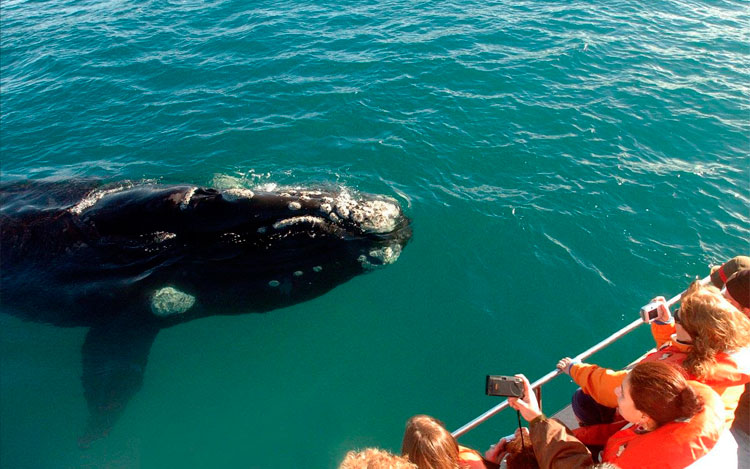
[76,183,412,319]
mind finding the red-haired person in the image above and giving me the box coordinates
[559,280,750,429]
[508,363,727,469]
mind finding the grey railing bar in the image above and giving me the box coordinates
[452,275,710,438]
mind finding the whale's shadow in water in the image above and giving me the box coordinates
[0,179,412,446]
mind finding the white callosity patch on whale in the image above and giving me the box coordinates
[273,216,326,230]
[221,232,243,244]
[268,280,280,287]
[359,244,403,270]
[288,201,301,211]
[151,287,196,317]
[222,188,255,201]
[153,231,176,243]
[144,231,177,252]
[69,185,131,215]
[180,187,198,210]
[333,190,401,233]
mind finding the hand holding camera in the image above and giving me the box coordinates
[640,296,671,323]
[505,375,541,423]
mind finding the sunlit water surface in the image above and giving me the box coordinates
[1,0,748,467]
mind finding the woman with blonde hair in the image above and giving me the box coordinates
[677,279,750,378]
[558,280,750,428]
[401,415,487,469]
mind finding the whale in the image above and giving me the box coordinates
[0,179,412,445]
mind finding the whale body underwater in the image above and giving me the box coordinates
[0,179,412,445]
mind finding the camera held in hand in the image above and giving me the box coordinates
[485,375,524,398]
[640,302,660,323]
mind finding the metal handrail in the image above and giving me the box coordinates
[451,275,710,438]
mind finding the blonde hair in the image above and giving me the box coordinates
[340,448,417,469]
[680,280,750,378]
[401,415,459,469]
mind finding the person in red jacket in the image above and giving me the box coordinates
[597,362,724,469]
[506,363,724,469]
[560,280,750,429]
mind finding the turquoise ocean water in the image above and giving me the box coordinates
[1,0,748,467]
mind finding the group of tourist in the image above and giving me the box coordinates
[337,256,750,469]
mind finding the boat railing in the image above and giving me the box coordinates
[451,275,710,438]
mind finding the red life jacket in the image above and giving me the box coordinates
[601,381,725,469]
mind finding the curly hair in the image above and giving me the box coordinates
[340,448,417,469]
[679,280,750,378]
[504,432,539,469]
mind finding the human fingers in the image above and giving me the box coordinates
[515,374,532,403]
[485,438,507,462]
[656,300,671,322]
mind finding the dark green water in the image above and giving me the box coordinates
[1,0,748,467]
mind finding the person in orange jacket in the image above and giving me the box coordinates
[558,280,750,429]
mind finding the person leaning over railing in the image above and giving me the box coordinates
[559,279,750,429]
[503,362,725,469]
